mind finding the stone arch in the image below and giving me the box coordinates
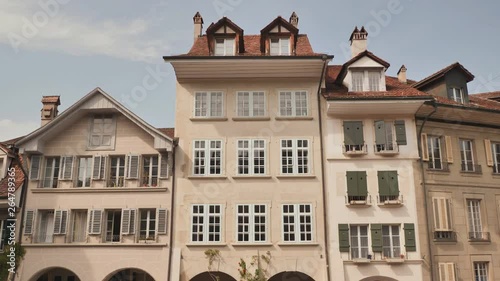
[103,268,155,281]
[190,271,237,281]
[29,267,81,281]
[268,271,315,281]
[360,277,399,281]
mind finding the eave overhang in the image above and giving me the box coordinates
[326,97,431,116]
[416,102,500,128]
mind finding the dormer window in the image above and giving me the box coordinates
[270,38,290,55]
[350,70,383,92]
[214,38,235,56]
[452,88,464,104]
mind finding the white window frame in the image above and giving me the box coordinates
[428,136,443,169]
[236,139,266,175]
[190,204,223,243]
[382,225,401,258]
[281,203,313,243]
[270,38,290,55]
[236,91,266,117]
[104,209,122,243]
[139,209,156,241]
[76,157,92,188]
[466,199,483,238]
[192,140,223,176]
[88,115,116,149]
[278,91,308,117]
[280,139,311,175]
[108,156,125,187]
[235,204,268,243]
[350,69,384,92]
[452,88,464,104]
[35,210,55,243]
[141,155,159,187]
[459,139,475,171]
[473,262,489,281]
[350,225,369,259]
[42,157,60,188]
[214,38,235,56]
[194,92,224,118]
[492,142,500,173]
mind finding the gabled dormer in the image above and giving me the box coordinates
[413,62,474,104]
[260,13,299,56]
[205,16,244,56]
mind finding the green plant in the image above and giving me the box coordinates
[0,243,26,281]
[238,251,272,281]
[204,249,222,271]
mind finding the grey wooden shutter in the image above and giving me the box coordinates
[338,224,350,252]
[121,209,131,235]
[404,223,416,251]
[88,209,102,234]
[129,209,136,234]
[374,120,387,145]
[343,121,364,145]
[387,171,399,196]
[157,208,168,234]
[160,153,169,178]
[60,156,74,180]
[394,120,407,145]
[29,155,42,180]
[371,224,382,252]
[53,210,68,234]
[24,210,36,235]
[127,155,139,179]
[357,171,367,196]
[377,171,390,196]
[346,171,358,197]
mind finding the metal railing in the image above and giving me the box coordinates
[34,233,54,244]
[427,161,450,172]
[378,194,404,205]
[343,144,368,155]
[345,194,371,205]
[104,234,121,243]
[374,143,399,154]
[468,231,490,241]
[433,231,457,242]
[461,163,482,173]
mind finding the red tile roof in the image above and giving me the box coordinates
[0,156,25,198]
[42,95,61,105]
[157,128,175,139]
[474,91,500,101]
[412,62,474,89]
[0,136,24,146]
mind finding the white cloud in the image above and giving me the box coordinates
[0,119,38,142]
[0,0,178,63]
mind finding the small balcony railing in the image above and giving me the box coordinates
[105,234,121,243]
[34,233,54,244]
[343,144,368,155]
[345,194,371,206]
[461,163,482,174]
[433,231,457,242]
[107,176,125,187]
[427,161,450,172]
[377,194,404,206]
[468,231,490,242]
[374,143,399,155]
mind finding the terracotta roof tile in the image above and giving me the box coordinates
[42,95,61,104]
[1,136,24,146]
[473,91,500,101]
[157,128,175,138]
[0,156,25,198]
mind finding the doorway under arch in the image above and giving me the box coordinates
[31,267,80,281]
[106,268,155,281]
[268,271,315,281]
[190,271,236,281]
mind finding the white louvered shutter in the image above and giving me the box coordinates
[121,209,130,235]
[445,136,454,163]
[53,210,68,234]
[159,153,169,178]
[127,155,140,179]
[24,210,36,235]
[438,262,456,281]
[433,197,452,231]
[157,208,168,234]
[88,209,103,234]
[60,156,74,180]
[129,209,136,234]
[29,155,42,180]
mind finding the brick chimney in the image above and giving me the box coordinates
[193,12,203,43]
[397,65,407,83]
[349,26,368,58]
[289,12,299,28]
[41,96,60,126]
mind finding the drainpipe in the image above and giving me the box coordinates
[317,55,332,281]
[416,101,437,281]
[167,138,179,281]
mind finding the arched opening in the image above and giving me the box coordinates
[360,277,398,281]
[268,271,315,281]
[31,267,80,281]
[190,271,236,281]
[106,268,155,281]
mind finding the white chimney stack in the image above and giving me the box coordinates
[193,12,203,43]
[349,26,368,58]
[397,65,407,83]
[289,12,299,28]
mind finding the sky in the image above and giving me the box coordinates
[1,0,499,141]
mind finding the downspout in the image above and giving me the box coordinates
[167,138,179,281]
[416,101,437,281]
[317,55,332,281]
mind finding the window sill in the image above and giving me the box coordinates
[460,171,483,177]
[231,242,274,247]
[187,176,228,180]
[189,117,228,122]
[276,175,316,179]
[23,243,168,247]
[377,202,404,208]
[468,240,491,244]
[277,242,319,246]
[185,243,227,247]
[232,175,272,179]
[275,116,313,121]
[426,169,451,174]
[32,187,168,193]
[232,117,271,121]
[352,258,371,264]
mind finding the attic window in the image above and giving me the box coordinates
[270,38,290,55]
[89,115,116,150]
[350,70,383,92]
[451,88,464,104]
[214,38,235,56]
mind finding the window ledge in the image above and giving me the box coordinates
[384,258,405,264]
[277,242,320,246]
[185,243,227,247]
[190,117,228,122]
[468,240,491,244]
[187,176,228,180]
[32,187,168,193]
[231,243,274,247]
[275,116,313,121]
[232,175,272,179]
[352,258,371,264]
[460,172,483,177]
[377,202,404,208]
[426,169,451,174]
[491,174,500,179]
[23,243,168,247]
[232,117,271,121]
[276,175,316,179]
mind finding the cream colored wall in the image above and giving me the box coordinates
[343,56,387,91]
[173,78,327,281]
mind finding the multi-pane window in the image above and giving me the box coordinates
[237,92,265,117]
[236,204,267,243]
[281,139,310,175]
[351,70,383,91]
[382,225,400,258]
[139,209,156,241]
[214,38,234,56]
[270,38,290,55]
[193,140,223,176]
[428,136,443,170]
[466,199,483,240]
[76,157,92,187]
[279,91,308,117]
[493,143,500,174]
[350,225,368,259]
[0,220,8,251]
[70,210,87,243]
[452,88,464,104]
[368,71,381,91]
[194,92,223,118]
[142,156,158,187]
[459,139,475,172]
[282,204,313,242]
[105,210,121,242]
[35,210,55,243]
[42,157,60,188]
[351,71,364,91]
[474,262,488,281]
[191,204,222,243]
[89,116,115,148]
[109,156,125,187]
[237,139,266,175]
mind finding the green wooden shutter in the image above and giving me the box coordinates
[343,121,363,146]
[395,120,407,145]
[346,172,358,196]
[404,223,416,251]
[357,171,367,196]
[378,171,390,196]
[374,120,387,145]
[339,224,350,252]
[371,224,382,252]
[387,171,399,196]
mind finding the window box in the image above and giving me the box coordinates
[343,144,368,155]
[377,195,404,207]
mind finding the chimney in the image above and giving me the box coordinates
[41,96,60,126]
[289,12,299,28]
[193,12,203,43]
[397,65,407,83]
[349,26,368,58]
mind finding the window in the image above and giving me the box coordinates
[377,171,400,202]
[474,262,488,281]
[350,225,369,259]
[270,38,290,55]
[142,156,158,187]
[492,142,500,174]
[92,155,106,180]
[432,197,454,240]
[236,204,267,243]
[109,156,125,187]
[382,225,400,258]
[374,121,395,151]
[466,199,484,240]
[351,71,364,91]
[282,204,313,242]
[351,70,382,91]
[139,209,156,241]
[438,262,456,281]
[194,92,223,118]
[76,157,92,187]
[343,121,365,152]
[237,91,265,117]
[89,116,115,148]
[280,139,310,175]
[451,88,464,104]
[42,157,60,188]
[368,71,381,91]
[279,91,308,117]
[459,139,476,172]
[70,210,87,243]
[346,171,368,202]
[105,210,121,242]
[214,38,234,56]
[191,204,222,243]
[35,210,55,243]
[0,220,8,251]
[237,139,266,175]
[428,136,443,170]
[193,140,222,176]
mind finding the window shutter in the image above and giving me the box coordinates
[92,156,106,180]
[421,133,429,161]
[485,139,493,166]
[439,262,456,281]
[88,209,102,235]
[374,120,387,145]
[387,171,399,196]
[24,210,36,235]
[394,120,407,145]
[29,155,42,180]
[371,224,382,252]
[357,171,368,197]
[157,208,168,234]
[433,197,452,231]
[377,171,390,196]
[130,209,136,235]
[53,210,68,235]
[404,223,416,251]
[445,136,454,163]
[343,121,363,146]
[127,155,140,179]
[59,156,74,180]
[338,224,350,252]
[160,153,169,178]
[121,209,131,235]
[346,172,358,197]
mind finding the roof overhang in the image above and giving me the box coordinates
[327,98,430,116]
[416,102,500,128]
